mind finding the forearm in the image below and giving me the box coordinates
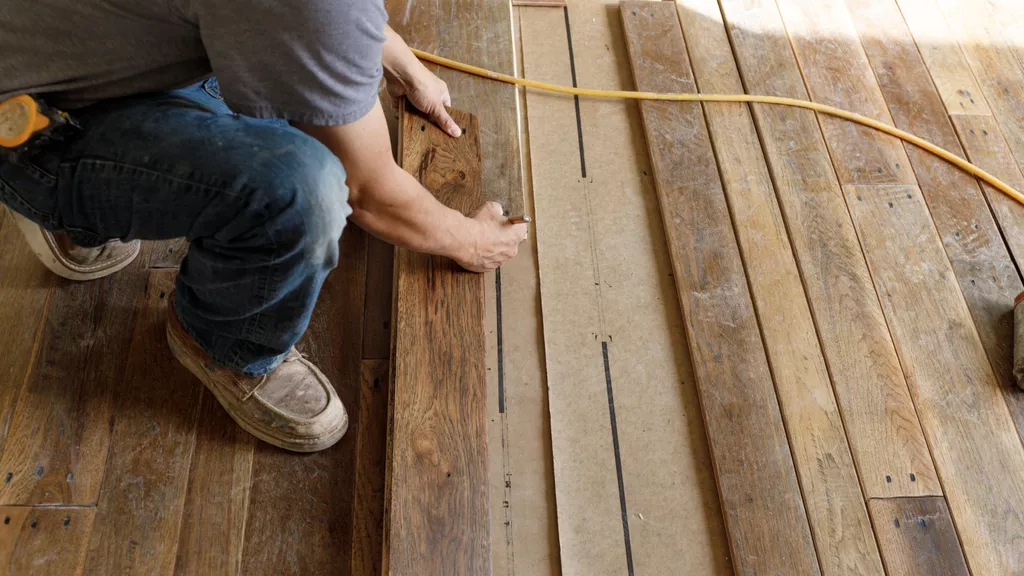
[349,163,475,259]
[382,25,425,89]
[294,100,474,260]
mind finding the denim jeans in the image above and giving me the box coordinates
[0,79,351,375]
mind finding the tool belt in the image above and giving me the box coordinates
[0,94,79,156]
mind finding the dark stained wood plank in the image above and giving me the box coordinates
[845,183,1024,574]
[385,103,488,576]
[384,0,523,216]
[351,359,390,576]
[675,2,883,574]
[0,209,52,459]
[0,244,151,506]
[844,0,1024,461]
[82,269,203,575]
[173,389,255,576]
[0,506,96,575]
[868,497,969,576]
[240,224,367,575]
[148,239,188,269]
[620,4,818,574]
[718,0,939,499]
[363,235,394,360]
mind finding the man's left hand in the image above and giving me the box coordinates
[386,65,461,138]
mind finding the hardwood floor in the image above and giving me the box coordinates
[0,212,391,575]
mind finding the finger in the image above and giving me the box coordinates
[442,89,452,108]
[488,202,505,218]
[434,106,462,138]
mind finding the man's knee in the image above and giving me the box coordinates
[250,132,350,265]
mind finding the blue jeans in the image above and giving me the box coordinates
[0,79,351,375]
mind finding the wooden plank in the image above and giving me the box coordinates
[512,0,565,6]
[776,0,916,185]
[892,0,990,115]
[717,0,939,498]
[844,183,1024,575]
[385,103,488,576]
[363,235,394,360]
[148,239,188,269]
[351,359,390,576]
[675,2,883,574]
[384,0,523,216]
[488,9,560,575]
[82,269,202,575]
[867,497,969,576]
[528,3,730,573]
[952,115,1024,276]
[172,389,255,575]
[931,0,1024,184]
[0,210,52,459]
[0,245,151,505]
[0,507,96,576]
[621,4,818,574]
[844,0,1024,460]
[241,224,367,575]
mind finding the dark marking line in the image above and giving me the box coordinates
[602,342,634,576]
[563,6,587,179]
[496,267,506,414]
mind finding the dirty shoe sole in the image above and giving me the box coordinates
[165,304,347,453]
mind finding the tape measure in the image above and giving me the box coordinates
[0,95,74,150]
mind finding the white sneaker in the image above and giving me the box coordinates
[8,208,140,281]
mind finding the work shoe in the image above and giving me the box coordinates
[9,209,140,281]
[165,292,348,452]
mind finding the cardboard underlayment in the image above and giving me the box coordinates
[484,7,561,576]
[523,3,730,575]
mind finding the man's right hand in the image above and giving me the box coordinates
[455,202,529,273]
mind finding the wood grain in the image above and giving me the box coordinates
[845,183,1024,574]
[384,0,523,216]
[952,114,1024,271]
[675,2,883,574]
[0,506,96,576]
[512,0,565,6]
[82,269,202,575]
[933,0,1024,174]
[172,389,255,576]
[621,4,818,574]
[776,0,917,185]
[148,239,188,269]
[0,244,150,505]
[241,224,367,575]
[893,0,990,115]
[0,210,52,459]
[717,0,939,499]
[845,0,1024,459]
[385,103,488,576]
[363,235,395,360]
[868,497,969,576]
[351,359,390,576]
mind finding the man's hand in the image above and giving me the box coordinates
[455,202,529,273]
[382,25,462,138]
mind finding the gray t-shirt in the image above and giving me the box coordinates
[0,0,388,125]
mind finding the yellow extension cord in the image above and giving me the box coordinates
[411,47,1024,209]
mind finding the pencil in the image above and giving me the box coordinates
[508,215,532,225]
